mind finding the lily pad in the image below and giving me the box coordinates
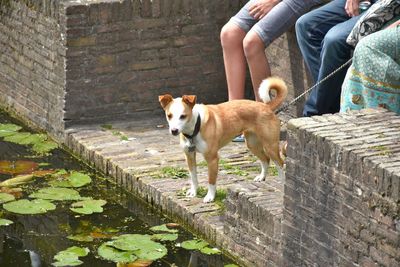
[32,140,58,154]
[12,133,47,145]
[3,132,32,144]
[151,233,178,242]
[0,170,55,187]
[107,234,167,261]
[53,246,89,267]
[50,171,92,188]
[29,187,83,201]
[70,199,107,215]
[2,131,58,155]
[200,246,221,255]
[0,160,38,175]
[0,193,15,203]
[150,224,178,233]
[0,218,13,226]
[98,243,138,263]
[0,123,22,137]
[181,239,209,250]
[3,199,56,214]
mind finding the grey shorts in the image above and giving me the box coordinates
[230,0,323,46]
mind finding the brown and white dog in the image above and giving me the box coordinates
[159,77,287,203]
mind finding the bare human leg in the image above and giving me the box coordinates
[243,31,270,102]
[220,22,247,101]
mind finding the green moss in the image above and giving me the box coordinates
[370,145,392,156]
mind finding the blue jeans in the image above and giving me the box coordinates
[296,0,360,116]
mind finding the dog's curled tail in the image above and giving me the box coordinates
[258,77,288,111]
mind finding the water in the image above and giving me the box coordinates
[0,110,237,267]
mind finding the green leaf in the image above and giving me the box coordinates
[200,246,221,255]
[53,246,89,267]
[97,243,138,263]
[14,133,46,145]
[0,193,15,204]
[151,233,178,242]
[108,234,167,261]
[3,132,32,144]
[32,140,58,155]
[224,264,240,267]
[0,123,22,137]
[0,218,13,226]
[67,234,94,242]
[70,199,107,215]
[29,187,83,201]
[50,171,91,188]
[3,199,56,214]
[181,239,209,250]
[150,224,178,233]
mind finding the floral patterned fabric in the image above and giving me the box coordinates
[340,24,400,114]
[347,0,400,47]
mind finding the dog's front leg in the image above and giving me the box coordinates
[203,152,218,203]
[184,150,198,197]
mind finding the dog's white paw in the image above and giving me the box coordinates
[254,174,266,182]
[203,192,215,203]
[186,187,197,198]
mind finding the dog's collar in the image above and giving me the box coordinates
[183,114,201,140]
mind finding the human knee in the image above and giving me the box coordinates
[220,23,243,49]
[322,30,347,53]
[243,33,264,59]
[295,14,311,38]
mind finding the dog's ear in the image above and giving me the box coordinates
[159,94,174,110]
[182,95,197,109]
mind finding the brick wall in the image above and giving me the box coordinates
[0,0,65,138]
[62,0,249,127]
[283,109,400,266]
[0,0,309,140]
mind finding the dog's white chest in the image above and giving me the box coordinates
[181,135,207,153]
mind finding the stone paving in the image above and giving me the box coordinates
[64,116,285,266]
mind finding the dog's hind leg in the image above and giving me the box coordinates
[244,132,270,182]
[184,151,198,197]
[262,140,285,180]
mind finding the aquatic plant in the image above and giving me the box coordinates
[52,246,89,267]
[3,199,56,214]
[180,239,221,255]
[70,199,107,215]
[98,234,168,262]
[49,171,92,188]
[29,187,83,201]
[0,160,38,175]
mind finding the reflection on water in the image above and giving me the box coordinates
[0,110,236,267]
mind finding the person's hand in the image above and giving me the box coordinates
[249,0,280,20]
[386,19,400,29]
[345,0,361,17]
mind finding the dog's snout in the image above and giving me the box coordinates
[171,129,179,136]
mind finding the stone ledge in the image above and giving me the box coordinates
[283,108,400,266]
[64,117,284,267]
[224,181,284,266]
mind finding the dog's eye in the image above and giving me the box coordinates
[167,114,172,120]
[179,114,187,120]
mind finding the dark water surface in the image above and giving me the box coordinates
[0,110,237,267]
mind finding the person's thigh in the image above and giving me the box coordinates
[229,0,259,33]
[297,0,349,39]
[251,0,322,47]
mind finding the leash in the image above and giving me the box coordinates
[275,57,353,115]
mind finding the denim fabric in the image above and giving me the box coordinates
[230,0,323,47]
[296,0,361,116]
